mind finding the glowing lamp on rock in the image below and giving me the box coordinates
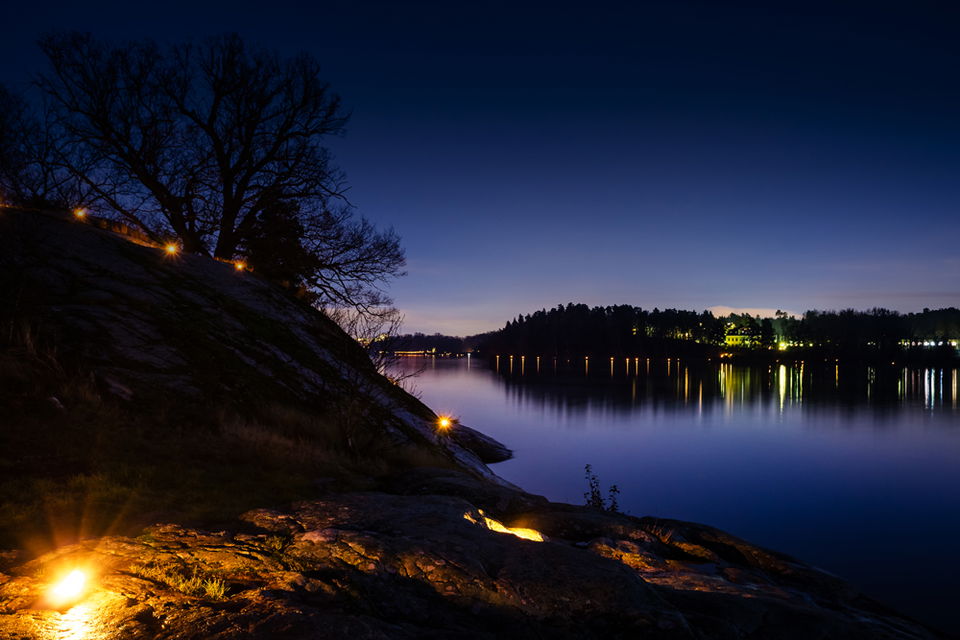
[47,569,89,608]
[464,510,544,542]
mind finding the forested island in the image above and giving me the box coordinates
[387,304,960,363]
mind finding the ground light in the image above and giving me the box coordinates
[437,416,453,432]
[164,243,179,256]
[234,261,246,271]
[464,510,544,542]
[46,568,89,609]
[72,208,87,220]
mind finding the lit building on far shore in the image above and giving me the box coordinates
[724,324,758,348]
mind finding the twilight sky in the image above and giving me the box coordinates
[2,1,958,334]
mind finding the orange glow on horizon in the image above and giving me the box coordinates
[72,208,87,219]
[164,243,179,255]
[437,416,453,431]
[234,261,246,271]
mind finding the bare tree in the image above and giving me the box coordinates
[0,84,76,207]
[302,209,406,314]
[36,32,404,317]
[324,305,422,391]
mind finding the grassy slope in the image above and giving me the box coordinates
[0,329,428,551]
[0,209,455,552]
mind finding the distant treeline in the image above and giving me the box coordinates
[486,305,719,359]
[386,305,960,362]
[484,304,960,360]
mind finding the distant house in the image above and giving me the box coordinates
[724,324,758,348]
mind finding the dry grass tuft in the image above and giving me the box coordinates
[132,560,228,600]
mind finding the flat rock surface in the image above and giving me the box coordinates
[0,470,942,639]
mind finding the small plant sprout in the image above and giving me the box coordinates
[584,464,604,509]
[584,464,621,513]
[203,577,227,599]
[47,568,89,608]
[607,484,621,513]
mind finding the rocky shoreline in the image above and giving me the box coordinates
[0,468,944,639]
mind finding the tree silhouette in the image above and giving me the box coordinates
[37,32,404,316]
[478,303,959,362]
[0,84,74,207]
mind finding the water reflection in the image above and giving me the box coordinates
[390,355,960,633]
[486,357,958,420]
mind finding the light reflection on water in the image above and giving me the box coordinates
[474,357,958,425]
[392,356,960,633]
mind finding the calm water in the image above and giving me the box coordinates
[392,356,960,634]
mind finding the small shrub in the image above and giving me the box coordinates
[202,577,227,600]
[645,522,676,543]
[584,464,604,509]
[583,464,621,513]
[265,534,289,553]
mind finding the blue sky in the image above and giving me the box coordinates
[3,1,958,334]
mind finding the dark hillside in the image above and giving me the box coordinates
[0,207,507,543]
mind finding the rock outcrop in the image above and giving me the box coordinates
[0,469,941,639]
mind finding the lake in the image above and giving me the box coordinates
[391,355,960,634]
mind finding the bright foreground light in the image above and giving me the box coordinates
[48,569,88,608]
[72,208,87,219]
[234,261,246,271]
[482,517,544,542]
[164,243,178,255]
[464,511,544,542]
[437,416,452,431]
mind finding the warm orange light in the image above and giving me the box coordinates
[437,416,452,431]
[72,208,87,219]
[164,243,179,255]
[234,261,246,271]
[464,511,544,542]
[47,569,88,608]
